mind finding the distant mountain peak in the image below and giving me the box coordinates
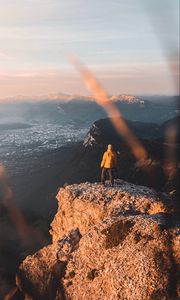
[110,94,144,104]
[1,93,144,103]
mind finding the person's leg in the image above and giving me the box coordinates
[101,167,106,184]
[114,167,118,179]
[108,168,114,186]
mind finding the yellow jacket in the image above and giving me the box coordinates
[101,150,117,168]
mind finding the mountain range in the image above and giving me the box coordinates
[0,95,179,126]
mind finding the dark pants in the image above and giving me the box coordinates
[101,167,114,186]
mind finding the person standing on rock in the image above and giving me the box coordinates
[101,144,117,187]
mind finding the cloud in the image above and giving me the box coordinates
[0,0,178,96]
[0,50,13,60]
[0,25,138,45]
[0,69,62,79]
[0,59,177,99]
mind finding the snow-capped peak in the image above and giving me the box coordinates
[110,94,143,104]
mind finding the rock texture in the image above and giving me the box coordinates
[50,180,171,242]
[17,180,179,300]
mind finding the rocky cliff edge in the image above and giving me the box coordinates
[16,180,179,300]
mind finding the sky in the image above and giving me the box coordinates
[0,0,179,98]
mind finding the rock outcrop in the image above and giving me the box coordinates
[17,180,179,300]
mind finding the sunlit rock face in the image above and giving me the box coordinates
[17,180,179,300]
[50,180,170,242]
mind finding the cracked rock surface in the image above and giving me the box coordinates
[17,180,179,300]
